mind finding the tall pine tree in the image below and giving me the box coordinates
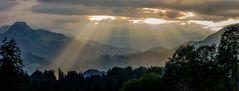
[0,38,31,91]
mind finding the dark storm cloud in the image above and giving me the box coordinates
[32,5,114,16]
[0,0,19,11]
[32,2,183,19]
[33,0,239,21]
[37,0,166,8]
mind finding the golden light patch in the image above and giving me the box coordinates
[89,15,116,21]
[129,19,141,24]
[143,18,167,24]
[142,8,167,14]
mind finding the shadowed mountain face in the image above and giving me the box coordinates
[0,22,139,72]
[0,22,72,72]
[1,22,71,58]
[195,23,239,46]
[94,47,175,70]
[0,25,10,34]
[195,30,224,46]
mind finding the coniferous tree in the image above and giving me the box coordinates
[217,25,239,90]
[58,68,65,80]
[0,38,31,91]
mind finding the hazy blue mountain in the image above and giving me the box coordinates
[0,22,71,72]
[94,48,175,70]
[83,69,106,77]
[0,25,10,34]
[22,52,48,73]
[0,21,139,72]
[2,21,221,72]
[81,40,139,56]
[195,31,223,46]
[147,46,169,54]
[1,22,71,58]
[94,23,239,70]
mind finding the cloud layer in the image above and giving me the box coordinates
[32,0,239,21]
[0,0,19,11]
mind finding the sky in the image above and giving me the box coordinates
[1,0,239,50]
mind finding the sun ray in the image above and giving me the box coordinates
[49,22,101,71]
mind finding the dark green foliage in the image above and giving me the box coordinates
[157,24,239,91]
[30,70,57,91]
[217,25,239,91]
[29,66,162,91]
[57,71,84,91]
[164,45,197,91]
[120,73,162,91]
[162,44,223,91]
[146,67,163,74]
[0,38,31,91]
[0,38,24,74]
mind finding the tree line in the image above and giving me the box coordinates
[0,25,239,91]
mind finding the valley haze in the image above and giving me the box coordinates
[0,21,227,73]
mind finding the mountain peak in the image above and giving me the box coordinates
[13,21,27,25]
[1,21,39,39]
[12,21,29,27]
[8,21,33,32]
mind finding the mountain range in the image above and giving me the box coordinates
[0,22,138,72]
[94,23,239,70]
[0,21,230,72]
